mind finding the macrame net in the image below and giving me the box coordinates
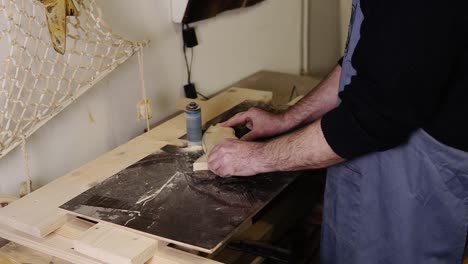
[0,0,142,159]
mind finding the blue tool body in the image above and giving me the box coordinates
[185,102,202,146]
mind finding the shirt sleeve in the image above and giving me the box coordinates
[321,0,460,159]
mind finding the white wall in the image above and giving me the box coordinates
[0,0,303,196]
[339,0,353,53]
[307,0,352,76]
[308,0,341,76]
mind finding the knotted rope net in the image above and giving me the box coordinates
[0,0,143,159]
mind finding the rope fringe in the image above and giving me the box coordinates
[136,43,152,132]
[20,138,32,195]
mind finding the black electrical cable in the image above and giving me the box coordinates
[182,24,210,100]
[182,24,194,84]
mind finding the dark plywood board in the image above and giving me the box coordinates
[60,101,308,253]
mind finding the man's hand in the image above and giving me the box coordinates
[208,119,344,177]
[207,139,270,177]
[207,66,343,177]
[221,108,292,141]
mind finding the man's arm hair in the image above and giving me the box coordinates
[257,118,344,172]
[284,65,341,129]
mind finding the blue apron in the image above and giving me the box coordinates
[320,1,468,263]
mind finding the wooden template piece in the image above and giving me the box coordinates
[74,223,158,264]
[0,88,272,238]
[193,125,238,171]
[59,101,306,254]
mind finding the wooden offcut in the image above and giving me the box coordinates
[193,125,238,171]
[74,223,158,264]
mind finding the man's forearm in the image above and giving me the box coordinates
[257,119,344,172]
[283,65,341,129]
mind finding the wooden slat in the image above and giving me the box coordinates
[0,221,105,264]
[0,87,272,238]
[151,247,223,264]
[0,242,72,264]
[0,217,223,264]
[74,223,158,264]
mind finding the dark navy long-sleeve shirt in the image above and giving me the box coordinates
[321,0,468,159]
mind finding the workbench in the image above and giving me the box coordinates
[0,71,325,264]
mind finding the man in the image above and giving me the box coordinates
[208,0,468,263]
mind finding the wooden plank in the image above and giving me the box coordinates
[0,218,223,264]
[54,218,94,240]
[0,242,72,264]
[74,223,158,264]
[0,88,272,238]
[152,247,223,264]
[230,71,322,105]
[0,221,105,264]
[193,125,238,171]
